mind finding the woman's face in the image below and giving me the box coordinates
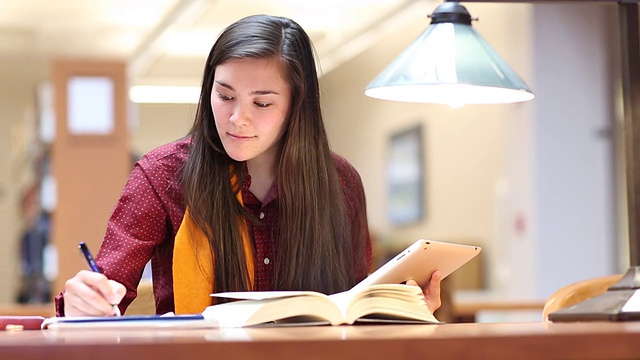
[211,57,291,166]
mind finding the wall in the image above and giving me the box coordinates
[0,58,49,303]
[530,3,619,298]
[130,103,195,156]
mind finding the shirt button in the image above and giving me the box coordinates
[264,257,270,265]
[259,212,265,219]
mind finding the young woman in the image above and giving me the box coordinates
[57,14,441,317]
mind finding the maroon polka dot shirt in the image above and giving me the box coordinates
[55,137,371,315]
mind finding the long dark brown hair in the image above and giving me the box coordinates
[182,14,367,295]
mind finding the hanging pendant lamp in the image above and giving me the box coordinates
[365,2,534,106]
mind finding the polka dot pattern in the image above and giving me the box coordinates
[55,137,371,315]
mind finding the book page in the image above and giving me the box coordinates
[329,284,440,324]
[210,291,327,301]
[203,296,344,327]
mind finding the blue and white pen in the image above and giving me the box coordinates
[78,241,122,317]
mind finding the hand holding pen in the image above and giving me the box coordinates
[62,242,126,317]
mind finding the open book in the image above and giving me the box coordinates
[202,239,480,327]
[204,283,440,327]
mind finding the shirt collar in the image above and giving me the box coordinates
[240,164,279,206]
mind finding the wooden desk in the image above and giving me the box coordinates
[1,321,640,360]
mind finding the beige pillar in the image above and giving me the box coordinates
[51,60,130,294]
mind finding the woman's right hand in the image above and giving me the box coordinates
[63,270,126,317]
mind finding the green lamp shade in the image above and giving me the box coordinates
[365,5,534,105]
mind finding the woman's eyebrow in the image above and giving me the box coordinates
[214,80,234,91]
[214,81,279,96]
[252,90,279,96]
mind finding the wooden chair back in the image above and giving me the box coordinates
[542,274,623,321]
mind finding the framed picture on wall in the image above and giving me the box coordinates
[387,124,425,225]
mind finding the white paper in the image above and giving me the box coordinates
[621,289,640,312]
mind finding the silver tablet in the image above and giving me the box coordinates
[354,239,482,290]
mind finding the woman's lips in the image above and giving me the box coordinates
[228,132,255,141]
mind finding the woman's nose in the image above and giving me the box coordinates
[229,104,250,127]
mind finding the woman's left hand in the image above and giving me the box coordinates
[406,270,442,313]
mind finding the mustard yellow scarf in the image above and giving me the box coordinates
[172,189,255,314]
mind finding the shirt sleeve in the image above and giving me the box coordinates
[54,163,170,316]
[98,163,170,308]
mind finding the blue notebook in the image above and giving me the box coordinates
[41,313,218,330]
